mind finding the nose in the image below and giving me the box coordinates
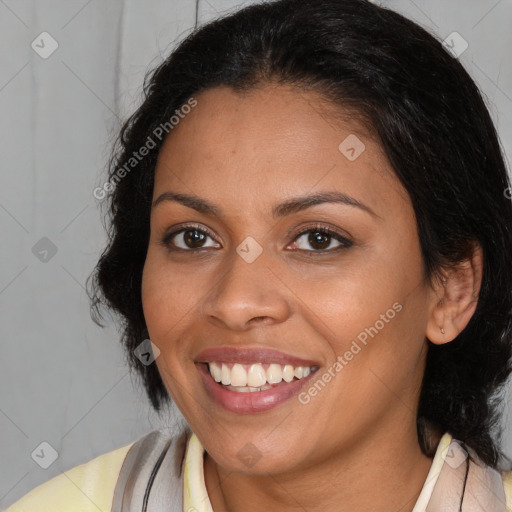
[200,247,292,331]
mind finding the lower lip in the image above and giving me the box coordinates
[196,363,318,413]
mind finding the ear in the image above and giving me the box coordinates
[425,242,483,345]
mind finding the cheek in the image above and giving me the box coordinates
[141,256,198,395]
[141,257,165,332]
[294,246,427,380]
[288,256,401,337]
[296,277,399,362]
[141,253,194,339]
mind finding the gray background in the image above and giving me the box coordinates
[1,0,511,508]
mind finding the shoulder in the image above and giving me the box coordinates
[4,440,135,512]
[501,469,512,510]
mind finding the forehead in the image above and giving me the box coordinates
[153,84,410,217]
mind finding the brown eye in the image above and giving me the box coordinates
[183,229,207,248]
[291,226,352,253]
[308,231,331,250]
[162,225,221,251]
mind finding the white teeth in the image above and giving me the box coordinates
[210,362,222,382]
[230,363,247,386]
[224,384,273,393]
[283,365,295,382]
[207,361,316,390]
[247,364,267,387]
[266,363,282,384]
[221,363,231,385]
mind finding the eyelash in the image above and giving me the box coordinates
[160,223,353,255]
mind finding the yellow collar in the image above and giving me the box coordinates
[183,432,214,512]
[183,431,452,512]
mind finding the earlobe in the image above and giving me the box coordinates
[425,242,483,345]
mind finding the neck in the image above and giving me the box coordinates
[204,423,435,512]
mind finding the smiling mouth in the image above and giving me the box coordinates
[204,361,319,392]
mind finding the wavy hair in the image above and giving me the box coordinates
[87,0,512,468]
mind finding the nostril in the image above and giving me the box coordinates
[249,316,270,324]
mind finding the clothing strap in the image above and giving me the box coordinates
[426,439,507,511]
[111,428,191,512]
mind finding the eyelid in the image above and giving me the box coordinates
[286,220,351,240]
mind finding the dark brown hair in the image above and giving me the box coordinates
[87,0,512,468]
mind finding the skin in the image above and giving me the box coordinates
[141,83,483,512]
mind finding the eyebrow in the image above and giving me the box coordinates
[152,190,379,219]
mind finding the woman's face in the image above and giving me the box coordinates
[142,84,436,475]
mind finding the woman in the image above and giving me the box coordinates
[7,0,512,510]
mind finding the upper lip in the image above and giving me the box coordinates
[194,347,320,367]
